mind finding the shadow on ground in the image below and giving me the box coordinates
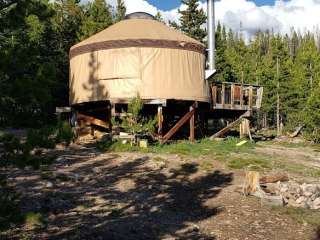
[5,143,233,240]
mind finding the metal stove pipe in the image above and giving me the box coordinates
[207,0,215,71]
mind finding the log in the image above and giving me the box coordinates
[289,125,304,138]
[259,173,289,184]
[243,171,285,207]
[243,171,260,195]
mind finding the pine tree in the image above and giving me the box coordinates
[114,0,126,23]
[155,11,165,23]
[178,0,206,43]
[169,20,179,30]
[215,22,235,82]
[78,0,113,40]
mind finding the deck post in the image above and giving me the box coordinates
[211,85,217,108]
[221,83,225,108]
[231,84,235,109]
[111,103,116,117]
[157,106,163,139]
[249,86,253,111]
[190,105,195,142]
[240,118,250,139]
[161,102,196,144]
[240,86,244,108]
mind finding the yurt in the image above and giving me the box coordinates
[69,12,209,106]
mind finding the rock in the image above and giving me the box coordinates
[296,196,306,204]
[191,224,200,232]
[24,166,32,171]
[93,167,102,174]
[46,181,53,188]
[288,198,300,207]
[82,176,92,183]
[312,197,320,210]
[304,191,313,197]
[261,195,284,207]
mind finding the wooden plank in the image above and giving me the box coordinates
[189,105,195,142]
[209,111,250,139]
[240,86,244,108]
[249,86,253,110]
[56,107,71,113]
[77,113,109,129]
[256,87,264,109]
[161,103,196,144]
[109,98,167,106]
[221,83,225,108]
[231,84,235,109]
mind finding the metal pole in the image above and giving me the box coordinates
[207,0,215,71]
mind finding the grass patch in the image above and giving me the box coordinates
[153,156,166,162]
[273,206,320,227]
[312,144,320,152]
[275,161,320,178]
[227,156,272,170]
[98,137,254,158]
[24,212,43,229]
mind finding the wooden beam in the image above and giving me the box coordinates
[161,103,196,144]
[109,98,167,106]
[157,106,163,138]
[111,103,116,117]
[189,105,195,142]
[77,113,109,129]
[56,107,71,113]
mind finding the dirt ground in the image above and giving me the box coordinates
[256,143,320,169]
[2,141,320,240]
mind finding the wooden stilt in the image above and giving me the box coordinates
[240,118,251,139]
[190,105,195,143]
[199,111,205,137]
[161,102,196,144]
[157,106,163,138]
[111,103,116,117]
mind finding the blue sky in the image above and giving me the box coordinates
[123,0,320,38]
[147,0,275,11]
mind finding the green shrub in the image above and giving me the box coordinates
[24,212,43,229]
[56,121,74,145]
[0,175,21,230]
[0,133,55,169]
[114,95,157,139]
[27,127,56,149]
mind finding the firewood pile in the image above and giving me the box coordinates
[243,171,320,209]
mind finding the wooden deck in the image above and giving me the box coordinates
[211,82,263,111]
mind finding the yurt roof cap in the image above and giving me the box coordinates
[125,12,155,20]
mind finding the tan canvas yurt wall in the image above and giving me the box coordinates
[69,18,209,105]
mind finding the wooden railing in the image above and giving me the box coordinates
[211,82,263,111]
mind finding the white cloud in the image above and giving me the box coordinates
[93,0,320,38]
